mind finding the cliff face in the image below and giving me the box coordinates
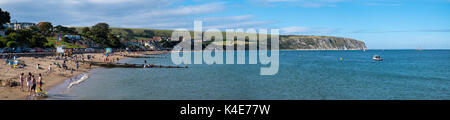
[280,35,367,50]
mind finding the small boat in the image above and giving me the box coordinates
[373,55,383,61]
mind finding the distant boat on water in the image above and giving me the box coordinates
[373,55,383,61]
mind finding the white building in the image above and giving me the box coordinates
[3,22,36,30]
[144,41,156,50]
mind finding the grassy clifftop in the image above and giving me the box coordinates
[108,27,367,50]
[280,35,367,50]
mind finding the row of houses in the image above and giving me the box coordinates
[0,22,170,50]
[127,36,173,50]
[1,22,36,36]
[4,22,36,30]
[0,22,100,49]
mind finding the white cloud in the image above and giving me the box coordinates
[140,2,224,17]
[364,2,401,6]
[252,0,407,8]
[300,3,328,8]
[252,0,345,7]
[196,15,255,22]
[0,0,231,29]
[0,0,279,30]
[281,26,337,34]
[204,21,275,29]
[86,0,137,4]
[264,0,299,2]
[281,26,310,33]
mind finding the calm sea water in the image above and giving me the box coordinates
[48,50,450,100]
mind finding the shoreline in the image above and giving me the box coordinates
[0,51,168,100]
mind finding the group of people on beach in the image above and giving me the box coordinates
[19,72,44,96]
[103,55,120,63]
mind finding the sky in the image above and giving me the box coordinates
[0,0,449,49]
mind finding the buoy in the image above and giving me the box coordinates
[339,57,343,61]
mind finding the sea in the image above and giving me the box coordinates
[47,50,450,100]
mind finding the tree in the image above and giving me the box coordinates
[0,8,10,29]
[29,25,39,32]
[122,29,135,40]
[91,23,111,46]
[54,25,67,33]
[37,22,53,36]
[29,34,47,48]
[53,25,77,35]
[68,27,77,34]
[0,36,7,48]
[5,28,14,35]
[81,27,90,34]
[6,29,48,48]
[7,32,22,44]
[15,29,33,45]
[108,33,121,48]
[6,41,16,48]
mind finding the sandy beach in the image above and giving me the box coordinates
[0,51,168,100]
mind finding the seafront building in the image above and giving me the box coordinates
[1,22,36,36]
[3,22,36,30]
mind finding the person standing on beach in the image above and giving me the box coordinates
[29,75,36,96]
[19,73,24,91]
[38,74,43,91]
[48,64,52,73]
[62,62,67,70]
[71,68,74,75]
[27,72,32,92]
[76,62,79,70]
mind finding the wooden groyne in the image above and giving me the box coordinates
[125,55,161,58]
[143,51,170,55]
[85,61,187,68]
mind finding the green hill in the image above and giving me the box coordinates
[76,27,367,50]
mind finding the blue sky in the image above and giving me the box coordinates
[1,0,449,49]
